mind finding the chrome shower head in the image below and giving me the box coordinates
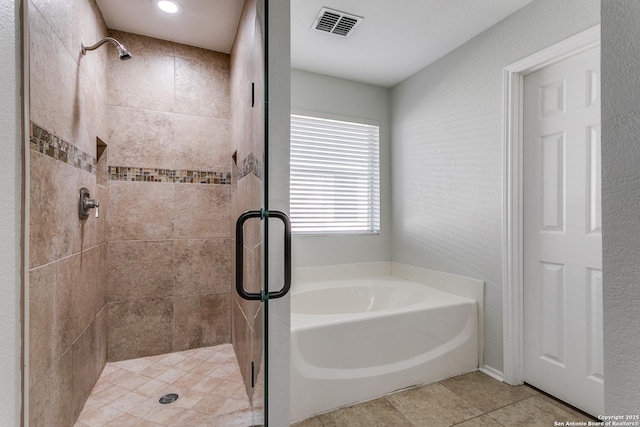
[81,37,132,61]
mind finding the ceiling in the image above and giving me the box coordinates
[97,0,534,87]
[96,0,244,54]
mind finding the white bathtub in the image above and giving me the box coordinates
[290,275,478,421]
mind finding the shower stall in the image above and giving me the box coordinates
[25,0,290,425]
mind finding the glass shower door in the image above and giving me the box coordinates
[232,1,290,425]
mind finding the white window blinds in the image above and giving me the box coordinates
[290,114,380,235]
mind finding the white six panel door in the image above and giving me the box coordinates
[523,46,603,415]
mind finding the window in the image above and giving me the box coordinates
[290,113,380,235]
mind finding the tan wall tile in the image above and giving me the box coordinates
[29,348,75,427]
[108,240,175,301]
[28,263,56,387]
[231,297,253,397]
[108,30,175,57]
[172,115,231,171]
[74,244,108,328]
[174,54,230,118]
[29,152,79,267]
[107,106,175,169]
[107,51,175,111]
[174,238,231,296]
[173,184,230,238]
[108,298,174,361]
[173,293,231,351]
[71,317,101,420]
[108,181,175,241]
[29,5,77,145]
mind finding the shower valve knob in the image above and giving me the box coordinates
[79,187,99,220]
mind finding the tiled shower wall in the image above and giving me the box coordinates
[105,30,233,361]
[230,0,266,401]
[28,0,109,425]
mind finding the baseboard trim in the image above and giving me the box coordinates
[479,365,504,382]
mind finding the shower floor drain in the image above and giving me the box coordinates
[159,393,179,404]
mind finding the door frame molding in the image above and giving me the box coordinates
[502,25,600,385]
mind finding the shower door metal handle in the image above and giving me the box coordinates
[235,209,291,301]
[265,210,292,300]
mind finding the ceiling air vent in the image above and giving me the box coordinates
[312,7,363,37]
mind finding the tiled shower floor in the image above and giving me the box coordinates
[75,344,259,426]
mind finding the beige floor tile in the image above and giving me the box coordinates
[440,371,537,412]
[171,372,207,390]
[190,393,227,415]
[110,357,154,373]
[171,389,207,409]
[138,363,173,379]
[211,379,243,398]
[206,408,256,427]
[92,384,131,404]
[208,363,237,379]
[103,369,150,391]
[100,364,120,377]
[164,408,209,425]
[487,395,584,426]
[191,348,217,361]
[190,360,218,376]
[91,377,114,394]
[192,376,224,394]
[291,416,324,427]
[77,405,126,427]
[173,356,205,372]
[108,391,148,412]
[157,352,188,367]
[126,398,161,420]
[453,414,505,426]
[213,397,251,417]
[318,398,414,427]
[155,367,187,384]
[134,378,167,398]
[146,405,187,424]
[79,397,105,416]
[208,351,236,364]
[386,382,483,426]
[103,413,145,426]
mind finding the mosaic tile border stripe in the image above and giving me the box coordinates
[29,122,97,174]
[108,166,231,184]
[238,153,264,180]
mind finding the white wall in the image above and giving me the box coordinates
[290,69,391,267]
[0,0,22,425]
[601,0,640,414]
[391,0,600,372]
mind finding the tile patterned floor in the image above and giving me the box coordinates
[75,344,261,427]
[292,371,595,427]
[78,348,594,427]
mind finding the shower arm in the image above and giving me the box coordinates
[81,37,124,54]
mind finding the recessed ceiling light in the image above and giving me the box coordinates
[157,0,181,14]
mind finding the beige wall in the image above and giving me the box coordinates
[105,30,233,361]
[28,0,109,424]
[230,0,265,403]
